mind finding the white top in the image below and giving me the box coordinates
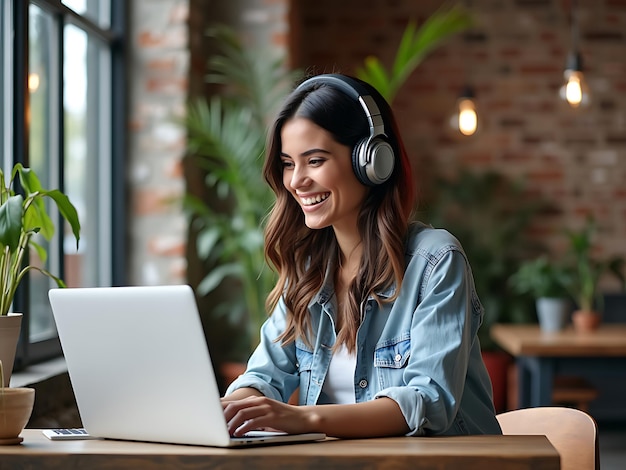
[321,343,357,404]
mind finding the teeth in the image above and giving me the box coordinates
[301,193,329,206]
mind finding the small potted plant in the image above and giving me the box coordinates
[0,360,35,445]
[509,256,573,332]
[0,163,81,387]
[564,219,625,332]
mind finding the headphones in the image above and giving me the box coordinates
[295,74,395,186]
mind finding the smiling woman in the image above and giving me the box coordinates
[220,74,501,440]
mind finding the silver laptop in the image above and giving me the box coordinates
[48,285,325,447]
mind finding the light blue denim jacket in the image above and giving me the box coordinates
[226,222,502,436]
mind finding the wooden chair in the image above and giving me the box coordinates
[497,406,600,470]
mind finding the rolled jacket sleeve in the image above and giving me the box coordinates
[374,246,480,435]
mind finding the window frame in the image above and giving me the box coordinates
[5,0,127,368]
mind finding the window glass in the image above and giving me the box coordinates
[28,4,59,341]
[62,0,111,29]
[63,23,112,289]
[13,0,120,362]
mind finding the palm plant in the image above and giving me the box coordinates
[356,3,473,103]
[184,26,301,353]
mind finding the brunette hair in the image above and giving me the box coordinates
[262,74,416,352]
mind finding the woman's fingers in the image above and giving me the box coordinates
[223,396,303,436]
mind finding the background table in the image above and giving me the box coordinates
[491,323,626,408]
[0,429,559,469]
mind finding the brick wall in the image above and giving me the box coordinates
[127,0,189,286]
[294,0,626,282]
[127,0,623,323]
[128,0,290,289]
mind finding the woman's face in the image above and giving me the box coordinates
[280,117,368,233]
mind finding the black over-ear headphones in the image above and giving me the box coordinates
[295,74,395,186]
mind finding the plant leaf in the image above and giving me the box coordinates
[0,195,24,252]
[357,4,473,102]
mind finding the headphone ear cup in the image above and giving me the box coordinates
[352,138,371,186]
[352,136,395,186]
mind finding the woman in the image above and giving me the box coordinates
[222,73,501,438]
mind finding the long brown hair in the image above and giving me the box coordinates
[262,75,416,353]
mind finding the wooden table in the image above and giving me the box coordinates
[491,323,626,408]
[0,429,559,469]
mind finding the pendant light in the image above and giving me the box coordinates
[450,85,478,136]
[559,0,590,108]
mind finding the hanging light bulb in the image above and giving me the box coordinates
[559,51,590,108]
[450,86,478,136]
[560,0,590,108]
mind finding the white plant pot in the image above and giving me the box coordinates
[536,298,571,333]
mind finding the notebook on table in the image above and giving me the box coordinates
[48,285,325,447]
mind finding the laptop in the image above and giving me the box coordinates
[48,285,326,447]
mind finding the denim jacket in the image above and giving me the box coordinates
[226,222,502,436]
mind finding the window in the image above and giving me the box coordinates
[3,0,126,367]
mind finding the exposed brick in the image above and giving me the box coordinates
[146,77,188,94]
[137,31,163,48]
[133,188,182,216]
[528,169,565,182]
[148,235,186,257]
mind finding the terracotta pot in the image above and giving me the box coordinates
[0,314,23,387]
[571,310,601,333]
[0,387,35,445]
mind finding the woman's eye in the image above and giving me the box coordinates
[281,160,294,169]
[309,158,324,166]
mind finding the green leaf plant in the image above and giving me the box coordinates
[183,25,302,353]
[0,164,81,317]
[356,3,473,103]
[509,256,572,300]
[564,218,625,314]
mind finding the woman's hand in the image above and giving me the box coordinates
[222,396,319,436]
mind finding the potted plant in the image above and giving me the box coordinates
[183,26,301,370]
[0,163,81,387]
[564,218,625,332]
[509,256,573,332]
[0,360,35,445]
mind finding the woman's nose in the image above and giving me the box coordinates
[289,165,310,189]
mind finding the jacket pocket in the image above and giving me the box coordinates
[374,334,410,388]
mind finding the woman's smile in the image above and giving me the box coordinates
[299,192,330,207]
